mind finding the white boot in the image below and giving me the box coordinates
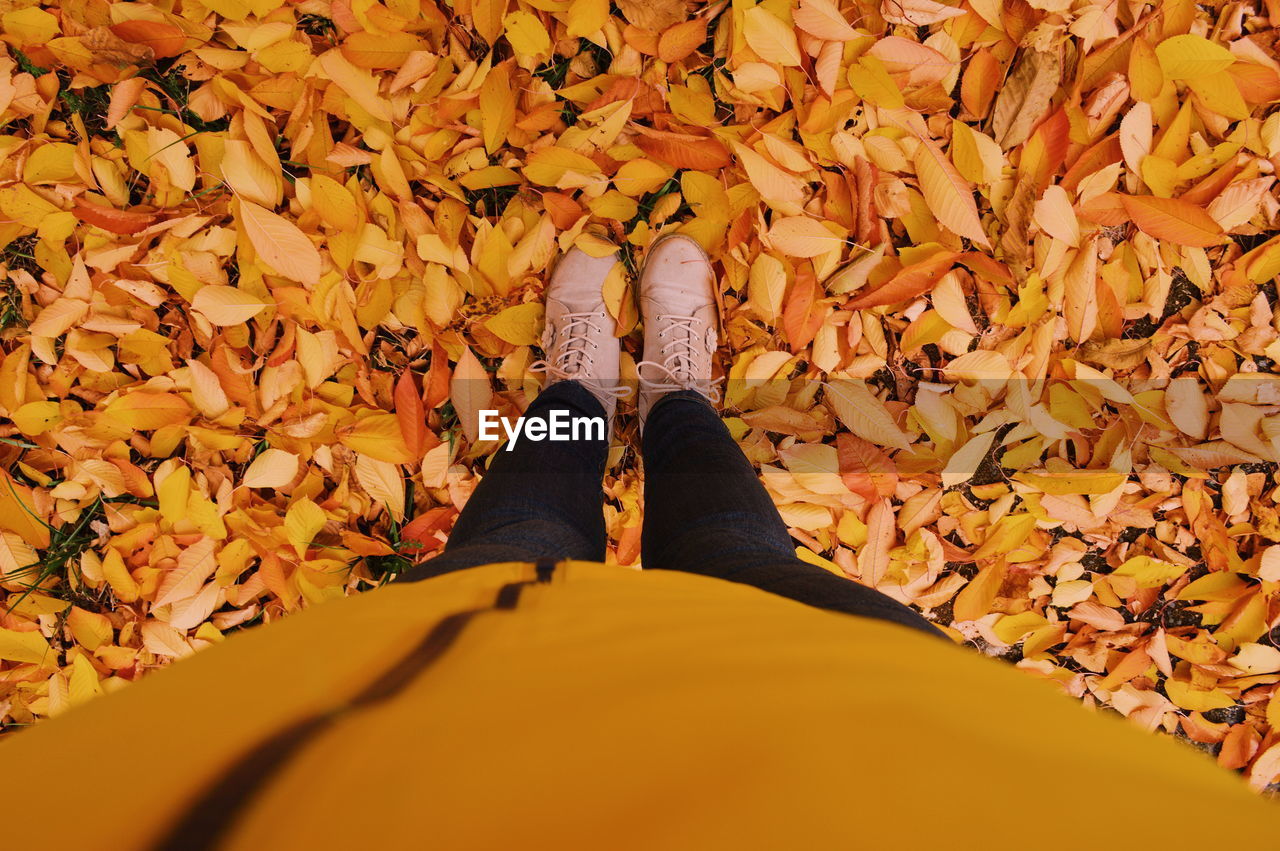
[635,233,720,427]
[531,245,628,423]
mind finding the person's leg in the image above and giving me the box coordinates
[640,391,943,637]
[401,381,610,581]
[633,234,940,635]
[402,242,625,582]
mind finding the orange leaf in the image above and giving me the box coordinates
[781,264,825,351]
[425,342,451,410]
[108,21,186,59]
[105,391,192,430]
[71,197,155,235]
[106,77,146,130]
[1075,191,1129,226]
[340,31,424,69]
[837,434,898,501]
[1119,194,1224,247]
[632,126,731,170]
[400,507,455,547]
[542,192,584,230]
[394,369,429,460]
[961,48,999,118]
[845,251,958,310]
[657,19,706,63]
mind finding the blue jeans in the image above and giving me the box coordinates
[402,381,941,636]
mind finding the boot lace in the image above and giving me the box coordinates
[530,312,632,401]
[636,314,722,401]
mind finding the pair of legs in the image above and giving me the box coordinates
[401,380,941,637]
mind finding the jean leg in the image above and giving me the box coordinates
[401,380,610,582]
[640,392,943,637]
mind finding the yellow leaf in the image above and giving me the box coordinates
[1,7,59,45]
[27,298,88,338]
[743,6,802,67]
[944,350,1011,381]
[1155,34,1234,81]
[1164,677,1236,712]
[0,531,37,581]
[480,63,516,155]
[993,611,1049,645]
[1164,378,1210,440]
[157,465,191,526]
[826,380,911,450]
[354,454,406,521]
[192,285,271,326]
[793,0,858,40]
[1013,471,1126,495]
[748,253,787,324]
[941,431,995,488]
[341,30,424,69]
[953,562,1005,621]
[0,626,50,664]
[564,0,607,37]
[485,302,544,346]
[949,120,1001,185]
[602,260,637,336]
[186,358,230,418]
[1186,70,1249,121]
[67,607,112,651]
[243,448,300,489]
[24,143,77,185]
[101,548,139,603]
[847,56,904,109]
[220,139,280,208]
[1128,36,1163,102]
[913,135,990,247]
[67,653,103,708]
[339,413,414,464]
[732,142,805,215]
[309,174,361,233]
[317,48,392,120]
[156,536,218,606]
[523,146,600,188]
[1114,555,1188,588]
[12,401,61,436]
[239,200,322,285]
[765,216,844,258]
[1032,184,1079,245]
[0,470,50,548]
[285,497,327,558]
[503,11,551,61]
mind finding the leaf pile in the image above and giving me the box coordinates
[2,0,1280,790]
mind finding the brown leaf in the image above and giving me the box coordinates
[991,49,1061,149]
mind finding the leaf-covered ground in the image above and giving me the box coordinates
[2,0,1280,790]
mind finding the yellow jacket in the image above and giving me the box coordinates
[3,561,1276,849]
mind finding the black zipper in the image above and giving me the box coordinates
[154,558,558,850]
